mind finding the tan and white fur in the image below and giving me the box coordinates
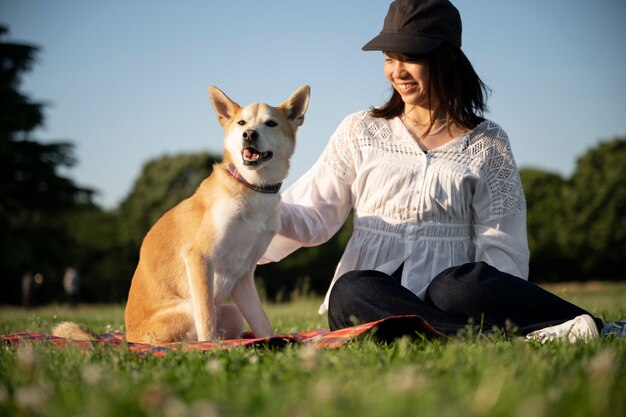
[54,85,310,343]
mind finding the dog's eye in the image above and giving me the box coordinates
[237,120,246,126]
[265,120,277,127]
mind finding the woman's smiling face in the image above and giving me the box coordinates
[383,52,430,108]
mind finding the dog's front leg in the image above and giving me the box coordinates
[231,269,273,338]
[182,250,216,341]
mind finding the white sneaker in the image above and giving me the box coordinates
[526,314,600,343]
[601,320,626,339]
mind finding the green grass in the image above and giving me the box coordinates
[1,284,625,417]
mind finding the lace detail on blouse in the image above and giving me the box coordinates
[463,121,526,218]
[321,111,525,220]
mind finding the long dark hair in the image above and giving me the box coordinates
[370,43,490,135]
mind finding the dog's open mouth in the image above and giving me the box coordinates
[242,147,273,166]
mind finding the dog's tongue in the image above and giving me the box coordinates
[244,147,260,161]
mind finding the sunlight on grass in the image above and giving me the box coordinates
[542,281,626,321]
[1,282,625,417]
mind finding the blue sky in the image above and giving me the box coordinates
[2,1,625,209]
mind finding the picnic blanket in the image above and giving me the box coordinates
[1,315,445,357]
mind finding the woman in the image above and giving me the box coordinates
[261,0,623,341]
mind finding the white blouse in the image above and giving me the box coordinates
[260,110,530,314]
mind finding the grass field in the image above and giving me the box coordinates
[1,283,625,417]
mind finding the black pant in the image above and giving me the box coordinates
[328,262,602,336]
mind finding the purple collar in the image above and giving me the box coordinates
[225,163,282,194]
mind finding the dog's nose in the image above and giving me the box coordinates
[242,129,259,142]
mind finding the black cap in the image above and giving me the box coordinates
[362,0,462,54]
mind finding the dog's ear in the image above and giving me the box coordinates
[280,85,310,127]
[209,86,240,125]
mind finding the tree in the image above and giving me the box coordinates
[118,152,221,251]
[0,26,94,304]
[521,138,626,283]
[519,168,574,281]
[63,208,135,303]
[564,137,626,280]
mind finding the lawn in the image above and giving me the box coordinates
[1,283,625,417]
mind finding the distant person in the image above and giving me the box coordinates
[63,267,81,307]
[21,271,33,308]
[261,0,626,341]
[22,271,44,308]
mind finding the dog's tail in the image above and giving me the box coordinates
[52,321,99,342]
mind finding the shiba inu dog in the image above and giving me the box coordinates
[53,85,310,343]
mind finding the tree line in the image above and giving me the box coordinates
[2,26,625,306]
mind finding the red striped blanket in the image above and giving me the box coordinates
[1,315,445,356]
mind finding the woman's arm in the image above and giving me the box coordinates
[259,161,353,263]
[259,113,359,263]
